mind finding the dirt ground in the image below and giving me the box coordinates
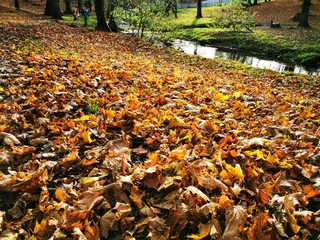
[249,0,320,26]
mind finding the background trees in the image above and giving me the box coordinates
[45,0,62,19]
[14,0,20,9]
[164,0,178,18]
[299,0,311,27]
[94,0,109,30]
[64,0,72,14]
[114,0,163,37]
[196,0,202,18]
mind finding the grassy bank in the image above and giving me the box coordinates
[162,6,320,69]
[62,3,320,69]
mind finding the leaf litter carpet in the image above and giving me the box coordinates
[0,4,320,240]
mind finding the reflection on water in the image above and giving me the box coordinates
[169,39,319,76]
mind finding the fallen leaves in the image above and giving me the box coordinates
[0,3,320,240]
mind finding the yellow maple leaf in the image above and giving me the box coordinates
[266,153,279,164]
[34,218,48,236]
[74,115,91,122]
[215,92,229,101]
[245,149,265,160]
[232,91,243,98]
[177,130,194,142]
[220,163,244,179]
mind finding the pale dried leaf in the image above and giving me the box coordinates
[221,205,247,240]
[0,132,21,145]
[72,227,87,240]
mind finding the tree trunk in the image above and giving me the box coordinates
[173,0,178,18]
[196,0,202,18]
[52,0,62,19]
[45,0,62,19]
[14,0,20,9]
[253,0,258,4]
[106,0,117,32]
[164,0,170,16]
[78,0,82,11]
[94,0,109,31]
[64,0,72,14]
[45,0,52,16]
[298,0,311,27]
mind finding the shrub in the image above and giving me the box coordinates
[210,7,255,32]
[113,0,163,38]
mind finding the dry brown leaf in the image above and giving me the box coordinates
[221,205,247,240]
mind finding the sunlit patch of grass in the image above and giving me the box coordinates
[160,5,320,68]
[62,14,97,30]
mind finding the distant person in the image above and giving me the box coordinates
[80,7,89,27]
[72,9,79,25]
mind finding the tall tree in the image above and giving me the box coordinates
[164,0,178,18]
[14,0,20,9]
[45,0,63,19]
[64,0,72,14]
[299,0,311,27]
[94,0,109,30]
[106,0,117,32]
[78,0,83,10]
[196,0,202,18]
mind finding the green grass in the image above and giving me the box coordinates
[160,6,320,69]
[167,6,218,27]
[62,14,97,30]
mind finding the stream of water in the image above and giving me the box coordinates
[168,39,320,76]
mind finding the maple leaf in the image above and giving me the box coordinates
[220,163,244,180]
[221,205,247,240]
[284,195,301,234]
[34,218,56,239]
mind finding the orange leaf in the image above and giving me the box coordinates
[121,157,127,175]
[303,185,320,198]
[144,152,159,168]
[229,149,241,158]
[82,129,94,143]
[34,219,47,235]
[55,188,68,202]
[85,225,100,240]
[258,189,269,205]
[219,194,233,211]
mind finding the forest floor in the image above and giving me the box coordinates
[0,1,320,240]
